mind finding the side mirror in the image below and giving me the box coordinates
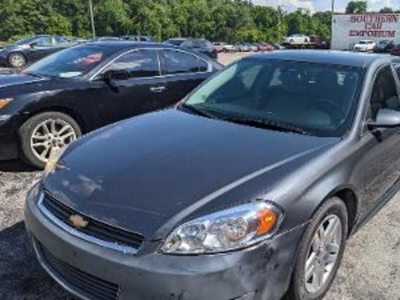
[368,109,400,129]
[30,42,38,48]
[103,69,129,82]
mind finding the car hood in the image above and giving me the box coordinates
[43,109,340,239]
[0,72,45,88]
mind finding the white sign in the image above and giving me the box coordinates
[332,13,400,50]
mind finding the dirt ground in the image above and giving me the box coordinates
[0,52,400,300]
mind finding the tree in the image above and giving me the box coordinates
[346,1,367,14]
[380,7,394,13]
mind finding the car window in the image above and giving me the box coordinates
[35,37,53,46]
[105,50,160,78]
[368,66,400,120]
[163,50,208,74]
[54,36,68,44]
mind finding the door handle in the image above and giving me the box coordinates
[150,86,166,93]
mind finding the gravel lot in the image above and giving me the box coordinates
[1,52,400,300]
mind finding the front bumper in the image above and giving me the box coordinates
[25,185,305,300]
[0,114,19,160]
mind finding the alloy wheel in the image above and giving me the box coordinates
[304,214,343,294]
[10,54,26,68]
[30,118,77,163]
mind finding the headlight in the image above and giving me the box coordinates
[161,201,283,255]
[43,146,67,177]
[0,98,13,109]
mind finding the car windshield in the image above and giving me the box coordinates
[359,41,372,44]
[24,45,116,78]
[184,58,363,137]
[14,37,37,45]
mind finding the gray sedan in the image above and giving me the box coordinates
[25,51,400,300]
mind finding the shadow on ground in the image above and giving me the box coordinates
[0,160,37,173]
[0,222,73,300]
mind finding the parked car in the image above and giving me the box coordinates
[282,33,310,45]
[0,41,222,168]
[164,38,187,47]
[234,43,251,52]
[90,36,121,42]
[391,44,400,56]
[271,43,285,50]
[353,40,376,52]
[0,35,73,68]
[246,43,258,52]
[122,35,156,42]
[310,35,330,49]
[374,40,395,53]
[25,51,400,300]
[255,42,275,52]
[180,38,218,59]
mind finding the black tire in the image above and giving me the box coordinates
[8,52,27,68]
[285,197,348,300]
[18,112,82,169]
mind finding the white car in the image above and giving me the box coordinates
[213,42,235,52]
[283,34,310,45]
[353,40,376,52]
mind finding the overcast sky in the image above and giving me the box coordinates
[252,0,400,13]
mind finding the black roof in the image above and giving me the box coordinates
[84,41,175,50]
[249,50,399,68]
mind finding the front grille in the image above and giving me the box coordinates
[37,241,119,300]
[41,192,144,249]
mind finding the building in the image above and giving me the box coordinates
[331,13,400,50]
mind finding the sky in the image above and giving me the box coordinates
[252,0,400,13]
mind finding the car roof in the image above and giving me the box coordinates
[246,50,399,68]
[84,41,176,50]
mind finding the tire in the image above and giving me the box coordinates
[8,52,27,68]
[18,112,82,169]
[285,197,348,300]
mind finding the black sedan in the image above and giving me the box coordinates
[0,35,72,68]
[180,38,218,59]
[25,51,400,300]
[0,42,222,167]
[374,40,395,53]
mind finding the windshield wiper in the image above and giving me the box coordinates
[221,115,311,135]
[180,103,218,119]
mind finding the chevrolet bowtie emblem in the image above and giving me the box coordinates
[69,214,89,229]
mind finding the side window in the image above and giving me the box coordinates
[163,50,208,74]
[369,66,399,120]
[106,50,159,78]
[35,37,53,46]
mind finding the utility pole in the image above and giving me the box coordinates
[89,0,96,39]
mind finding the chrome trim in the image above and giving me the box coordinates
[37,194,138,255]
[89,47,212,81]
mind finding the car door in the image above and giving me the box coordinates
[356,65,400,217]
[29,37,55,61]
[89,49,167,125]
[160,49,213,104]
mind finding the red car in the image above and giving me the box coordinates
[255,42,275,52]
[390,44,400,56]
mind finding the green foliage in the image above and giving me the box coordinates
[346,1,368,14]
[380,7,394,13]
[0,0,337,43]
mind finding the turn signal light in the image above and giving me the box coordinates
[257,209,277,235]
